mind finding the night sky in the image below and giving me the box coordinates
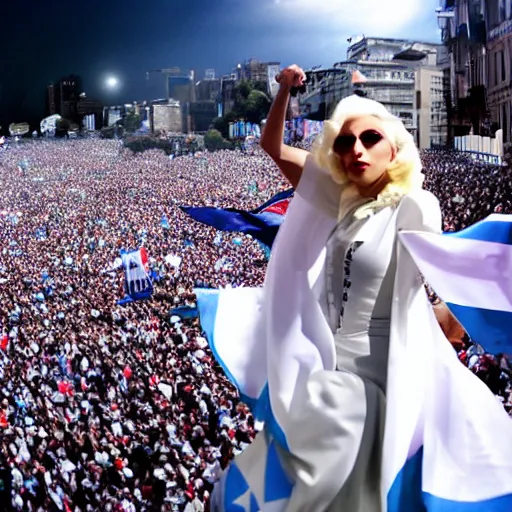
[0,0,441,133]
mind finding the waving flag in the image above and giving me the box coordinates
[180,189,293,248]
[400,213,512,354]
[118,248,153,305]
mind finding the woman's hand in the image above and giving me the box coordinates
[276,65,306,90]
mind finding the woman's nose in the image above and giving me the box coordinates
[353,138,365,156]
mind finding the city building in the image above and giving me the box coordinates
[195,78,221,102]
[158,68,196,133]
[77,95,103,130]
[416,66,449,147]
[438,0,512,144]
[219,74,238,117]
[55,75,82,121]
[300,37,448,148]
[241,58,280,83]
[189,101,217,132]
[486,0,512,142]
[193,74,222,130]
[437,0,491,139]
[239,58,281,98]
[46,75,86,125]
[152,99,183,134]
[46,85,57,116]
[168,69,196,104]
[103,106,124,127]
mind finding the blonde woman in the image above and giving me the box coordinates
[206,65,512,511]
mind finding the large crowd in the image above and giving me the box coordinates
[0,138,510,511]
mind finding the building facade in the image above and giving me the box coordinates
[219,75,238,117]
[57,75,82,121]
[241,58,281,83]
[486,0,512,142]
[439,0,512,143]
[152,100,182,134]
[300,37,448,148]
[46,85,57,116]
[46,76,82,122]
[196,78,221,102]
[77,96,103,130]
[189,101,217,132]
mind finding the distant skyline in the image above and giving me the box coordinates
[0,0,441,131]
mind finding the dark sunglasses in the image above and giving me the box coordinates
[332,130,384,154]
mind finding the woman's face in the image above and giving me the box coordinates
[333,115,395,191]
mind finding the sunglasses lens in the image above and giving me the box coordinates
[360,130,383,146]
[333,131,383,154]
[333,135,355,153]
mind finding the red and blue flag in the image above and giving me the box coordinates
[180,189,293,248]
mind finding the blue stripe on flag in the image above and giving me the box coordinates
[195,288,262,408]
[388,448,512,511]
[446,302,512,354]
[423,492,512,511]
[223,463,250,511]
[264,441,293,502]
[387,448,424,512]
[194,289,238,382]
[445,219,512,245]
[195,288,291,452]
[254,384,290,452]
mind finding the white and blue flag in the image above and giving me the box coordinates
[118,247,153,305]
[400,213,512,355]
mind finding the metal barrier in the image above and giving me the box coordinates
[462,150,502,166]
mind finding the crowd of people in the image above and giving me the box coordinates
[0,138,509,511]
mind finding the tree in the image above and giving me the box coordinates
[124,113,142,133]
[245,90,271,124]
[100,126,116,139]
[204,129,231,152]
[214,80,271,139]
[213,111,237,139]
[55,118,71,138]
[232,80,270,121]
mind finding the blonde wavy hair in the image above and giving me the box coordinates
[313,95,424,202]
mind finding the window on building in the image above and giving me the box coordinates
[502,104,508,140]
[499,0,506,22]
[495,51,500,86]
[502,51,506,82]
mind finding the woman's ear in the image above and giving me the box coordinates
[389,144,397,163]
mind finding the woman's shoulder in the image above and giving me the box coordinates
[401,189,440,210]
[397,189,442,233]
[295,154,341,218]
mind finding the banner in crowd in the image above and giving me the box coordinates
[117,248,153,305]
[228,122,261,140]
[284,118,324,144]
[180,189,293,248]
